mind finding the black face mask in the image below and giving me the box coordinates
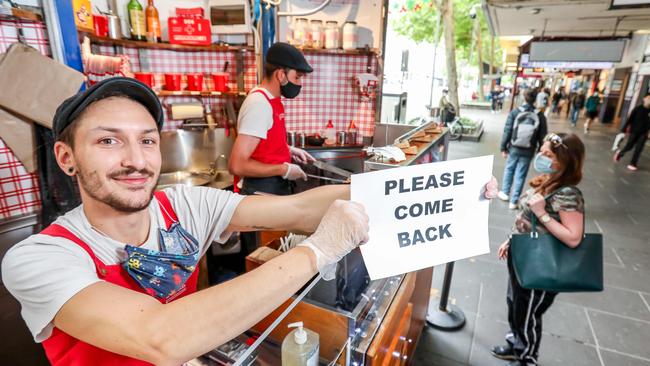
[280,80,302,99]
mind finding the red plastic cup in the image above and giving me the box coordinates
[93,15,108,37]
[164,73,182,91]
[212,72,229,92]
[133,72,155,88]
[186,73,204,91]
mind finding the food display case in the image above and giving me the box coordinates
[189,127,450,366]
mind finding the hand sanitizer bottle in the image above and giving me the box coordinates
[281,321,319,366]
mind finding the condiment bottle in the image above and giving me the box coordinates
[323,120,336,145]
[347,120,358,144]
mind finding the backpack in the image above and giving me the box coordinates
[540,94,548,107]
[511,106,541,148]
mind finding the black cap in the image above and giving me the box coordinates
[53,77,164,139]
[265,42,313,73]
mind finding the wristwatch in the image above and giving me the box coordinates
[540,213,551,223]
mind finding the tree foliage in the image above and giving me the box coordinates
[391,0,502,68]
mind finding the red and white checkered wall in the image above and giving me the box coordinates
[89,45,379,137]
[283,53,378,141]
[0,19,379,219]
[0,18,49,219]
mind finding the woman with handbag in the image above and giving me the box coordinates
[491,132,586,366]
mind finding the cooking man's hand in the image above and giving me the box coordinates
[498,239,510,260]
[481,176,499,200]
[528,193,547,217]
[501,151,508,158]
[298,200,369,280]
[282,162,307,181]
[290,146,316,164]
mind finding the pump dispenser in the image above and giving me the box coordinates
[281,321,319,366]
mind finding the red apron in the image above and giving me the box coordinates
[234,89,291,192]
[40,191,199,366]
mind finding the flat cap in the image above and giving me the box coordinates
[53,77,163,139]
[265,42,313,73]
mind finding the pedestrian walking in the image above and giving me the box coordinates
[583,90,601,133]
[493,132,586,366]
[498,89,548,209]
[570,89,586,127]
[614,93,650,171]
[536,88,549,117]
[491,86,502,114]
[551,89,561,115]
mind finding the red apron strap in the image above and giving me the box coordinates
[40,224,108,276]
[154,191,178,229]
[251,89,273,103]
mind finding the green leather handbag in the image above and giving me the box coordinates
[510,194,603,293]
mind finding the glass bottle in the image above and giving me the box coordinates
[145,0,161,43]
[128,0,146,41]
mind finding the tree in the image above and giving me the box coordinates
[439,0,459,113]
[392,0,503,104]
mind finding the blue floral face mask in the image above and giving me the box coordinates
[123,222,200,301]
[533,153,557,174]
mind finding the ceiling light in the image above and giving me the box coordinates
[530,8,541,15]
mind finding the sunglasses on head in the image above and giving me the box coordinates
[544,133,567,149]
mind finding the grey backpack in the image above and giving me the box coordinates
[511,107,540,148]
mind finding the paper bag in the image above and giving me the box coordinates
[0,107,37,173]
[0,43,85,129]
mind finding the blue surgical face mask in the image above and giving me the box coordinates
[533,153,556,174]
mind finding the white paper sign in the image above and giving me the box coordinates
[351,155,494,280]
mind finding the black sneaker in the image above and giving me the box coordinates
[491,344,516,360]
[506,361,530,366]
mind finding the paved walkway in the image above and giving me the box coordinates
[412,108,650,366]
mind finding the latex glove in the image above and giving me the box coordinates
[282,162,307,181]
[298,200,369,280]
[480,176,499,200]
[289,146,315,164]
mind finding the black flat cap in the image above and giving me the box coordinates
[265,42,313,73]
[53,77,163,139]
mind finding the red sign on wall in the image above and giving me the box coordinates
[168,17,211,46]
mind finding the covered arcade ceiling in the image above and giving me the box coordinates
[484,0,650,37]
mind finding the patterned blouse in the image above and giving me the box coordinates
[513,186,585,235]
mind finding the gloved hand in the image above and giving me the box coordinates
[482,176,499,200]
[289,146,315,164]
[298,200,369,280]
[282,162,307,181]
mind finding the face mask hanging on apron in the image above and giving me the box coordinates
[123,222,200,301]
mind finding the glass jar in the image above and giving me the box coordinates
[342,21,357,50]
[293,18,309,47]
[325,21,340,49]
[310,20,323,49]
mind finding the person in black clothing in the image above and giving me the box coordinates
[550,90,561,115]
[497,89,549,209]
[614,93,650,171]
[570,89,586,127]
